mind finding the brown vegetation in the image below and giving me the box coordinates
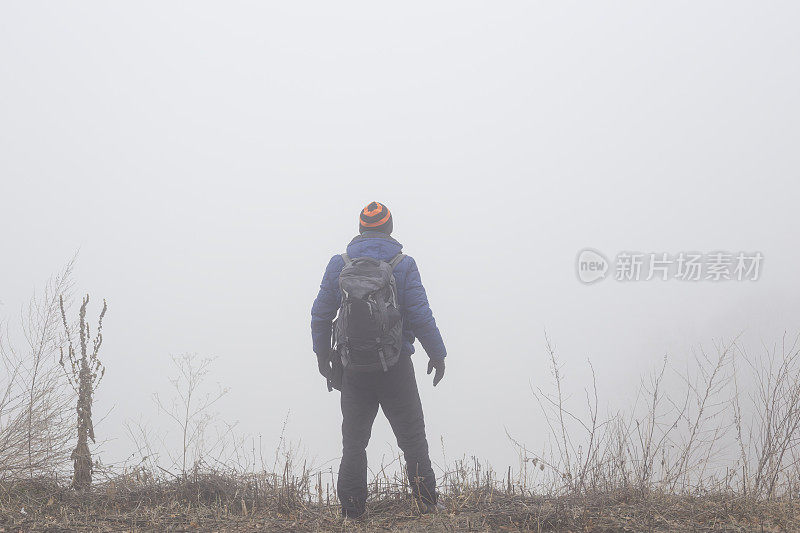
[0,262,74,482]
[1,462,799,531]
[59,293,107,491]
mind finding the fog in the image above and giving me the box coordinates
[1,2,799,473]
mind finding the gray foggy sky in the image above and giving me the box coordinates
[1,2,799,470]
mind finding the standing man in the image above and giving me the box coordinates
[311,201,447,518]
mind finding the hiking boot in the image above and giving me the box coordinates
[417,501,445,514]
[342,507,367,521]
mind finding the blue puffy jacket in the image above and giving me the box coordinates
[311,232,447,360]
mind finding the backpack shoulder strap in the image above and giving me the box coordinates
[388,253,406,271]
[340,253,352,266]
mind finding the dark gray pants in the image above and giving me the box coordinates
[337,355,436,516]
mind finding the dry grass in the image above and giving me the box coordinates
[1,467,799,532]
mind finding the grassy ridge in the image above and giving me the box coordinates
[2,472,799,532]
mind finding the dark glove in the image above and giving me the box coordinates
[317,352,343,392]
[317,353,332,380]
[329,354,343,391]
[427,358,445,387]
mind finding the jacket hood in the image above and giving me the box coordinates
[346,232,403,262]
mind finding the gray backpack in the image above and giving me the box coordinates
[332,253,405,372]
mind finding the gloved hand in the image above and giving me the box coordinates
[317,353,332,380]
[317,352,343,392]
[427,358,445,387]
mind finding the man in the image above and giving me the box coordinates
[311,201,447,518]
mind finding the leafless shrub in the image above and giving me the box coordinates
[121,356,323,514]
[150,354,231,479]
[516,333,800,501]
[734,333,800,499]
[0,260,75,481]
[59,294,107,490]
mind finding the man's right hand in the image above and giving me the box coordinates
[317,353,332,380]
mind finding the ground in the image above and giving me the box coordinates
[2,483,799,532]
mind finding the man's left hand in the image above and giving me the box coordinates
[427,358,445,387]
